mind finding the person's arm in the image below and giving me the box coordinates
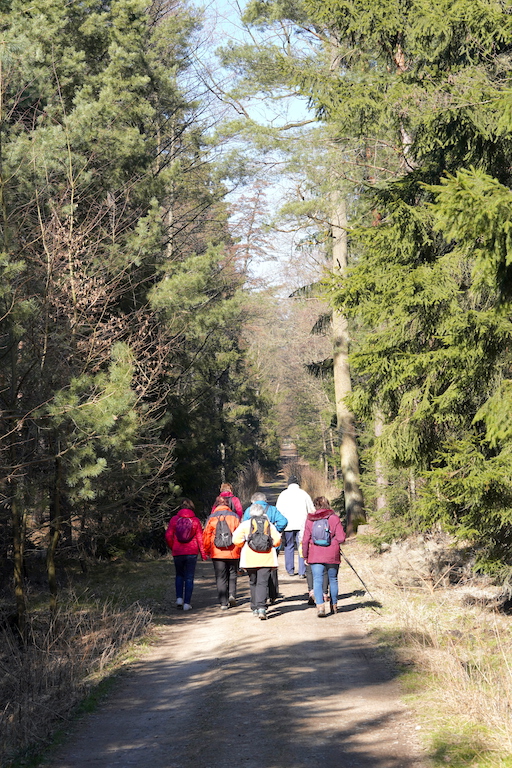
[270,522,281,549]
[202,520,213,557]
[164,519,175,550]
[232,521,247,546]
[195,519,207,559]
[233,496,243,518]
[272,506,288,532]
[334,517,346,545]
[302,520,312,560]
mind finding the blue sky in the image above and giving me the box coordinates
[191,0,317,288]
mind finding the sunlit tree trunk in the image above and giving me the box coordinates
[331,195,365,535]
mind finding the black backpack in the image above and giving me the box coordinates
[247,515,273,553]
[211,508,238,548]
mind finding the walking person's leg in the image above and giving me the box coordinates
[327,564,340,611]
[212,558,229,608]
[268,567,278,601]
[256,567,270,619]
[247,568,258,613]
[296,531,306,577]
[311,563,327,617]
[323,569,330,603]
[284,530,296,575]
[183,554,198,608]
[306,563,315,605]
[174,555,186,607]
[227,559,239,606]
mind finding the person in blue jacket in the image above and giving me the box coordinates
[243,492,288,603]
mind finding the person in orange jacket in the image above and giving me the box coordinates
[203,498,242,609]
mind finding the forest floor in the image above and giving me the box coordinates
[45,473,429,768]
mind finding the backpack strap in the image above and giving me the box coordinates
[211,507,238,519]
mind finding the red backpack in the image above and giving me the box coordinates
[175,516,195,543]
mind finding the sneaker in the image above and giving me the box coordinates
[258,608,267,620]
[220,604,229,610]
[228,595,237,607]
[183,603,192,611]
[252,609,259,617]
[317,605,326,618]
[176,598,184,609]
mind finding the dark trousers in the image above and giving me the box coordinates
[268,567,279,601]
[284,530,305,575]
[174,554,197,605]
[247,567,272,610]
[212,558,239,607]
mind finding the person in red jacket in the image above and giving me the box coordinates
[165,499,207,612]
[210,482,243,519]
[302,496,346,618]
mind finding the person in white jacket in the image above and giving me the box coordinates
[275,476,314,577]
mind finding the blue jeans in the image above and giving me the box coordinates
[311,563,339,606]
[284,530,305,575]
[174,554,198,605]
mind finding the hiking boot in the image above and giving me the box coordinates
[252,609,259,617]
[332,603,339,613]
[183,604,192,611]
[176,598,184,609]
[220,604,229,610]
[258,608,267,620]
[317,604,326,618]
[228,595,237,607]
[307,591,315,606]
[324,601,331,615]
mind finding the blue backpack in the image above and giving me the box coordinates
[311,517,332,547]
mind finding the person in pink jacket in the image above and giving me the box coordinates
[210,482,243,518]
[232,504,281,620]
[165,499,207,612]
[301,496,346,618]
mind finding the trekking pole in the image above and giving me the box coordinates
[339,547,380,608]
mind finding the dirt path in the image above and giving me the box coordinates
[50,478,428,768]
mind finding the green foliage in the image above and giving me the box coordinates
[0,0,279,588]
[430,168,512,301]
[229,0,512,563]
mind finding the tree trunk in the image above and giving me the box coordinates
[12,482,27,639]
[331,195,365,535]
[47,452,62,615]
[374,410,388,512]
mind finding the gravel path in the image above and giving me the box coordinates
[50,554,428,768]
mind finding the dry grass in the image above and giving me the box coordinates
[235,460,265,508]
[0,594,151,766]
[349,538,512,767]
[282,461,336,502]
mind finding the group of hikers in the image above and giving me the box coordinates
[164,477,346,620]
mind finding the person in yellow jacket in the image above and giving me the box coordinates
[232,503,281,620]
